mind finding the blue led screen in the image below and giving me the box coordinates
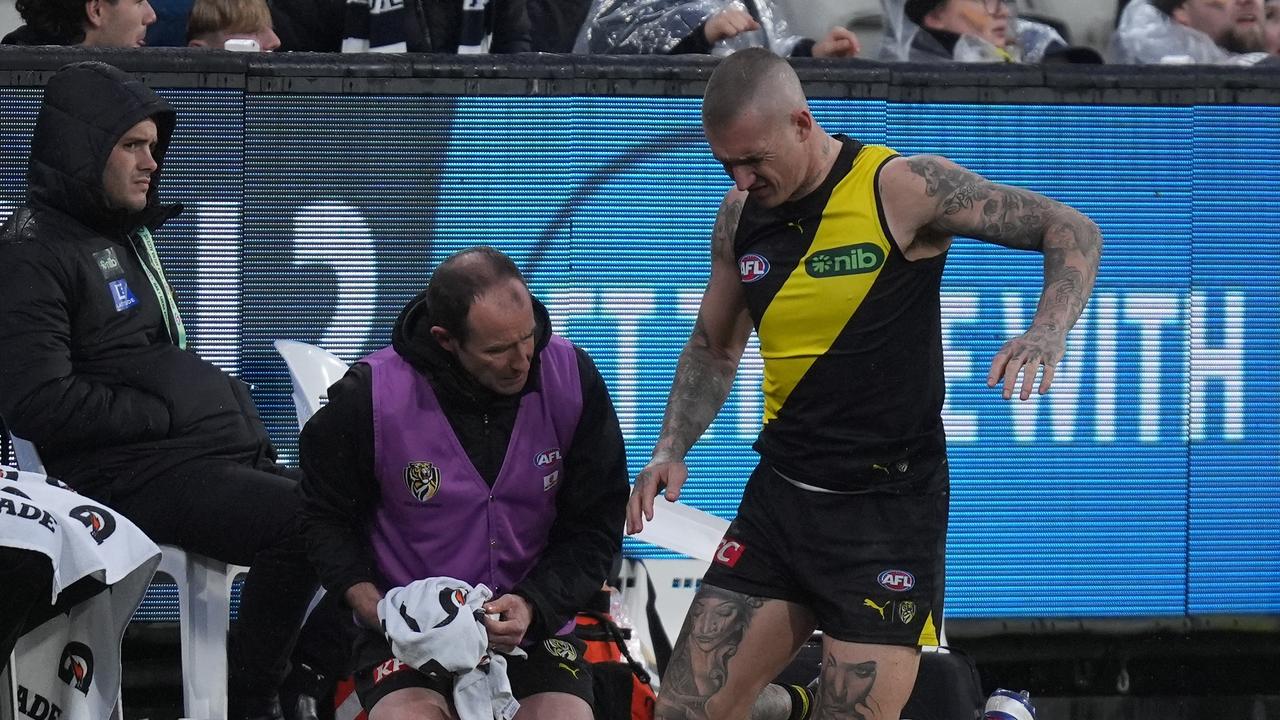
[1,88,1277,621]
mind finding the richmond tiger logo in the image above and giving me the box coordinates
[404,461,441,502]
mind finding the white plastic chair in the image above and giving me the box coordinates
[156,545,248,720]
[6,432,245,720]
[273,340,351,429]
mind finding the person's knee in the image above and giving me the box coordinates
[368,687,452,720]
[514,692,592,720]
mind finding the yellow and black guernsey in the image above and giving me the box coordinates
[735,136,948,491]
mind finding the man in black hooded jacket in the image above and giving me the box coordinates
[0,61,339,720]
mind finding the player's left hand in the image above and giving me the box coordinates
[812,26,860,58]
[483,593,533,653]
[987,326,1066,400]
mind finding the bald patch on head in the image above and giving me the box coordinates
[702,48,807,134]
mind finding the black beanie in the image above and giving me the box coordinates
[904,0,946,26]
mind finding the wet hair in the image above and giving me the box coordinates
[904,0,947,26]
[186,0,272,43]
[426,247,528,344]
[14,0,112,43]
[701,47,806,133]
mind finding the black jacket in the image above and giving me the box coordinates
[0,25,77,46]
[0,62,278,498]
[299,289,628,639]
[270,0,531,53]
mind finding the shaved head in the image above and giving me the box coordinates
[702,48,808,134]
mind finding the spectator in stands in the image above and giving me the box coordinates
[574,0,859,57]
[0,61,343,720]
[268,0,531,53]
[187,0,281,50]
[2,0,157,47]
[144,0,195,46]
[298,246,629,720]
[1264,0,1280,52]
[1110,0,1270,64]
[880,0,1101,63]
[528,0,593,52]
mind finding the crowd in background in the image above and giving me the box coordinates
[1,0,1278,66]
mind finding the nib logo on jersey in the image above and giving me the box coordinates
[806,243,884,278]
[58,642,95,695]
[69,505,116,544]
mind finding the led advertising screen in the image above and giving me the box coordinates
[1,86,1276,621]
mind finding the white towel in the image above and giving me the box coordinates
[378,577,522,720]
[1,465,160,720]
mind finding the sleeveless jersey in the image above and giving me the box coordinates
[734,137,947,490]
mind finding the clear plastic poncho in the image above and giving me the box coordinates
[573,0,804,56]
[1108,0,1269,65]
[878,0,1070,63]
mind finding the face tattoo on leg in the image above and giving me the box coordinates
[657,587,764,719]
[814,653,879,720]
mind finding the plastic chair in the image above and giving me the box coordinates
[156,545,248,720]
[6,431,245,720]
[273,340,351,430]
[9,434,45,475]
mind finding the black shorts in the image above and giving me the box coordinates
[352,629,594,713]
[702,458,949,647]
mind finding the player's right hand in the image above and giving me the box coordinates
[626,457,688,535]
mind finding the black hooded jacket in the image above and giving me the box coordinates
[299,289,628,639]
[0,62,278,498]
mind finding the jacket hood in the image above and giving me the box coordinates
[27,61,176,235]
[390,287,554,403]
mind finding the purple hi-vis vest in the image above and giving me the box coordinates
[362,337,582,596]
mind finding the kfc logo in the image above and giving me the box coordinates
[373,658,407,683]
[714,538,745,567]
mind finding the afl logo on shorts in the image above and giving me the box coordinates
[738,254,770,283]
[544,638,578,661]
[714,538,745,567]
[404,461,441,502]
[878,569,915,592]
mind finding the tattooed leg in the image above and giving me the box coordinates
[811,641,919,720]
[656,585,814,720]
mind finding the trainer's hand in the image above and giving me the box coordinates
[987,325,1066,400]
[483,593,533,653]
[626,456,689,535]
[345,581,384,630]
[704,8,760,43]
[812,26,860,58]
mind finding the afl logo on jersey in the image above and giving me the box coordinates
[738,254,770,283]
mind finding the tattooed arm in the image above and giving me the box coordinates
[881,154,1102,401]
[626,190,756,534]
